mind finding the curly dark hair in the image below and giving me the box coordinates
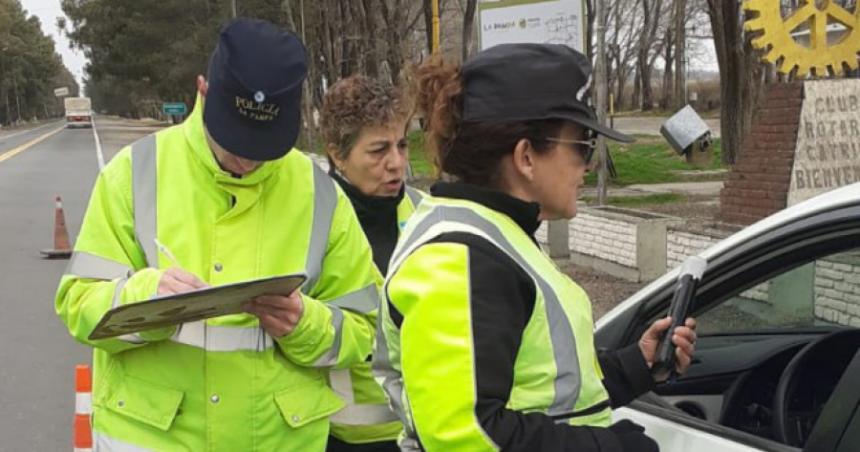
[320,75,408,162]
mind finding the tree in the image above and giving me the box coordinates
[0,0,73,124]
[660,14,674,110]
[55,0,451,142]
[605,0,640,111]
[706,0,766,165]
[635,0,666,111]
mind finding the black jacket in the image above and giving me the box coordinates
[330,170,403,274]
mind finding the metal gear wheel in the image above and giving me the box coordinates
[744,0,860,77]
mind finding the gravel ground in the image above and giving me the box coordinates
[562,262,647,320]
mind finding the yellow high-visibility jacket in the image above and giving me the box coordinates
[55,97,379,451]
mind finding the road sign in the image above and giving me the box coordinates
[162,102,187,116]
[478,0,586,53]
[54,87,69,97]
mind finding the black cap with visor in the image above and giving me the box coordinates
[461,43,634,144]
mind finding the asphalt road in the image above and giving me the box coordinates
[0,117,162,451]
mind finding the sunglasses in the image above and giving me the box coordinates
[544,133,598,165]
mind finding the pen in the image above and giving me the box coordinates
[154,238,183,269]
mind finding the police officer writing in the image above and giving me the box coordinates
[320,75,423,452]
[55,19,378,451]
[374,44,697,451]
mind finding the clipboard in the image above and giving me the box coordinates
[89,273,307,340]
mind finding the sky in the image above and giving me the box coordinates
[21,0,86,88]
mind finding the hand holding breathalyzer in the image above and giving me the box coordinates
[639,256,703,382]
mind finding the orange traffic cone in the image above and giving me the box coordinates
[74,364,93,452]
[40,195,72,259]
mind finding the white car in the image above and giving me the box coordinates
[597,183,860,452]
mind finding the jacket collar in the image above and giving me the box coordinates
[430,182,542,238]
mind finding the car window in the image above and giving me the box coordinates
[699,249,860,335]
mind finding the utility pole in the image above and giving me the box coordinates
[300,0,305,39]
[231,0,237,18]
[432,0,440,53]
[595,0,609,205]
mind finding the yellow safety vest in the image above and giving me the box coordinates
[55,96,379,451]
[329,187,424,444]
[376,195,611,451]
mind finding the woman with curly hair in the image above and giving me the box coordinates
[320,74,423,452]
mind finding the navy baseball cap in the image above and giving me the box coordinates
[204,18,308,161]
[462,43,633,143]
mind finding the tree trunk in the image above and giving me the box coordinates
[319,2,338,87]
[661,25,674,110]
[338,0,352,78]
[673,0,687,110]
[615,71,627,111]
[462,0,477,61]
[636,0,662,111]
[639,55,654,110]
[359,0,379,78]
[707,0,765,165]
[378,0,407,82]
[284,0,318,151]
[632,67,641,110]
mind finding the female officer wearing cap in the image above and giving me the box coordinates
[319,75,423,452]
[374,44,698,451]
[55,19,379,451]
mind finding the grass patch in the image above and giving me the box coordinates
[382,131,725,186]
[408,131,433,177]
[581,193,686,208]
[584,137,724,186]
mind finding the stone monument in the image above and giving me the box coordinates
[721,0,860,224]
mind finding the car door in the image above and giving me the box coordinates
[596,202,860,452]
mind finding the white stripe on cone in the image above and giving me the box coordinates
[75,392,92,415]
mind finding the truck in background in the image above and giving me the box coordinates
[64,97,92,128]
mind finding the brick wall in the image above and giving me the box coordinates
[666,223,772,305]
[814,257,860,327]
[667,222,739,269]
[667,231,719,269]
[569,212,638,267]
[720,82,803,225]
[536,210,645,269]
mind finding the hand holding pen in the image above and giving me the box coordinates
[154,238,209,296]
